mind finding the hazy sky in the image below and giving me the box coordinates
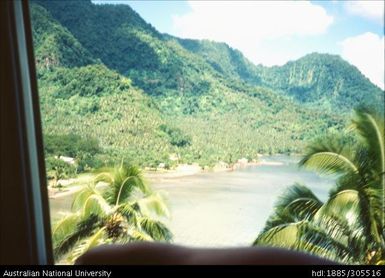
[92,0,384,89]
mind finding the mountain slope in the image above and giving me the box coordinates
[37,64,175,167]
[34,0,383,114]
[174,36,261,85]
[175,39,383,112]
[33,0,219,99]
[256,53,384,111]
[30,2,178,166]
[30,3,94,69]
[30,0,384,169]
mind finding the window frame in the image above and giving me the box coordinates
[0,0,53,265]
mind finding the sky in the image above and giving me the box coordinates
[92,0,384,89]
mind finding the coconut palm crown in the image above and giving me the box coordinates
[52,162,172,263]
[253,107,385,265]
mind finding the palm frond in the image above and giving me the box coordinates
[115,203,140,226]
[313,189,378,254]
[276,183,322,210]
[101,164,150,205]
[53,214,100,260]
[314,190,361,229]
[82,193,111,218]
[71,184,96,212]
[255,108,385,264]
[114,176,146,205]
[128,230,154,242]
[93,171,114,186]
[260,210,296,234]
[299,136,358,175]
[297,222,357,264]
[69,227,107,263]
[137,192,170,218]
[254,222,300,247]
[139,217,173,242]
[52,213,82,247]
[254,221,356,264]
[313,213,367,262]
[352,108,385,233]
[351,108,384,174]
[355,188,384,248]
[260,183,322,233]
[285,198,323,221]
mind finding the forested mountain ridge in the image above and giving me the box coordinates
[174,36,261,85]
[33,0,218,100]
[176,39,383,112]
[33,0,383,113]
[30,0,383,170]
[255,53,384,111]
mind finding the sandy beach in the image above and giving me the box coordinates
[144,159,284,182]
[48,158,286,199]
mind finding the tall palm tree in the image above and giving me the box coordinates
[52,162,172,263]
[253,108,384,264]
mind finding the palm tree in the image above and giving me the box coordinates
[52,162,172,263]
[253,108,384,264]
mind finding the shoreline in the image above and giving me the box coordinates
[48,185,82,199]
[143,159,286,181]
[48,156,293,199]
[48,182,107,199]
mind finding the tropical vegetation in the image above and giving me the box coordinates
[52,163,172,263]
[30,0,384,171]
[28,0,385,265]
[253,108,385,265]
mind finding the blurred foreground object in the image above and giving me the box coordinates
[76,242,338,265]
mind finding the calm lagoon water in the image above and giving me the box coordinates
[50,155,334,247]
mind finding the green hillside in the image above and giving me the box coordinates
[175,36,261,85]
[33,0,383,111]
[175,39,384,112]
[32,0,216,99]
[30,0,383,171]
[256,53,384,111]
[31,3,94,68]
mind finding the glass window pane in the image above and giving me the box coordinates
[29,0,385,265]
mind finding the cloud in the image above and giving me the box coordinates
[345,1,384,24]
[172,1,333,66]
[340,32,384,89]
